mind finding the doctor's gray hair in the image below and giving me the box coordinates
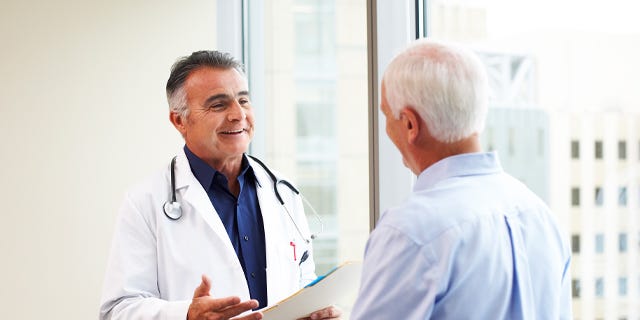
[166,50,246,118]
[382,38,489,143]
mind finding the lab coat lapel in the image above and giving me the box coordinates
[174,151,238,259]
[250,158,290,303]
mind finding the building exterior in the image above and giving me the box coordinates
[563,111,640,319]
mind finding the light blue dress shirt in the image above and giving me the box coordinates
[351,152,571,319]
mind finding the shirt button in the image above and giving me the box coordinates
[244,235,249,241]
[251,272,256,278]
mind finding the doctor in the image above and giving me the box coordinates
[100,50,341,320]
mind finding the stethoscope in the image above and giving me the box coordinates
[163,155,323,244]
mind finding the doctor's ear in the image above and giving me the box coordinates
[169,112,187,136]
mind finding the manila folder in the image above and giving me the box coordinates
[260,261,362,320]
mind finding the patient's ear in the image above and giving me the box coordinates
[400,107,420,144]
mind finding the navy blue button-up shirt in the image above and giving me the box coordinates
[184,146,268,309]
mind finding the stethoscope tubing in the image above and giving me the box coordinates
[162,154,323,242]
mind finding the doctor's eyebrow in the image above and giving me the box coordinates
[204,91,250,106]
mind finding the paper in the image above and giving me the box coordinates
[260,261,362,320]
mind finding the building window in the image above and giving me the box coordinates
[572,279,581,298]
[595,234,605,253]
[571,140,579,159]
[618,186,627,207]
[619,277,627,296]
[595,187,603,206]
[571,187,580,206]
[595,277,604,297]
[572,234,580,253]
[595,140,603,159]
[619,233,628,252]
[618,140,627,160]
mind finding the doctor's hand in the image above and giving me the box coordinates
[297,305,342,320]
[187,275,263,320]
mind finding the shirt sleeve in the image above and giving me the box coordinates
[350,224,439,320]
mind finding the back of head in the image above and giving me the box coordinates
[383,38,489,143]
[166,50,245,117]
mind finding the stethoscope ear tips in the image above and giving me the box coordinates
[163,201,182,220]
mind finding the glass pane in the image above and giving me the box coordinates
[596,278,605,297]
[572,279,581,298]
[426,0,640,317]
[618,233,628,252]
[595,233,604,253]
[571,234,580,253]
[249,1,369,314]
[571,140,580,159]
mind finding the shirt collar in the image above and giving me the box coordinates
[183,145,254,190]
[414,151,503,192]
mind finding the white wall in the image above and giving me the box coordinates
[0,0,216,318]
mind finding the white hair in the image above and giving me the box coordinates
[382,38,489,143]
[168,86,188,119]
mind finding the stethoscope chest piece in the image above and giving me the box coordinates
[164,156,182,220]
[163,201,182,220]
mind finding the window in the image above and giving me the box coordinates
[595,234,605,253]
[618,186,627,207]
[595,187,603,206]
[619,233,628,253]
[423,0,640,316]
[619,277,628,296]
[571,140,579,159]
[571,234,580,253]
[595,277,604,297]
[595,140,603,159]
[571,187,580,206]
[618,140,627,160]
[249,0,369,275]
[572,279,581,298]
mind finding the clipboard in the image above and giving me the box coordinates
[260,261,362,320]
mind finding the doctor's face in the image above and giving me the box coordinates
[172,67,254,164]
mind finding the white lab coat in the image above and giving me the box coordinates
[100,150,316,320]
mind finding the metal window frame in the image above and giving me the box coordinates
[368,0,423,229]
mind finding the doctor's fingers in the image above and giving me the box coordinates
[230,309,263,320]
[188,297,260,320]
[193,275,213,298]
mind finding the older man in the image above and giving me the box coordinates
[351,39,571,319]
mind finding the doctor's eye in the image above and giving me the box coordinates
[207,101,227,111]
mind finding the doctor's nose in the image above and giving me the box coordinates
[227,101,247,121]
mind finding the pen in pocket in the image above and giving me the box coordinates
[299,250,309,265]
